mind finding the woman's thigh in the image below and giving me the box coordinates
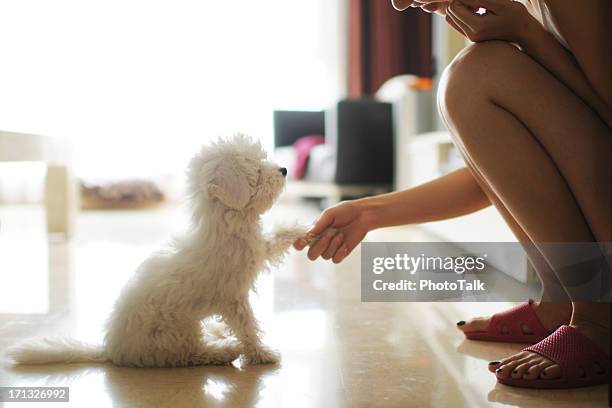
[438,41,612,242]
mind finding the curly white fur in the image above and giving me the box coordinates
[6,134,307,367]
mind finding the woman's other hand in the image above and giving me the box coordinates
[391,0,416,11]
[392,0,450,15]
[446,0,535,43]
[293,200,373,264]
[415,0,450,15]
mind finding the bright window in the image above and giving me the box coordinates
[0,0,346,178]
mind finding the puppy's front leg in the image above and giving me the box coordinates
[265,224,308,265]
[224,300,279,364]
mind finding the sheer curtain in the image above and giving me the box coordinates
[0,0,347,179]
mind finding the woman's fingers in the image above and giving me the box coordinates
[307,232,334,261]
[421,2,448,14]
[331,230,364,263]
[293,236,309,250]
[445,13,466,35]
[299,206,340,251]
[447,2,477,35]
[322,232,344,260]
[391,0,415,11]
[449,0,485,30]
[459,0,502,14]
[332,244,350,264]
[308,210,335,237]
[446,10,469,36]
[299,201,363,260]
[303,224,365,264]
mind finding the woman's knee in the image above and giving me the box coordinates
[437,41,521,124]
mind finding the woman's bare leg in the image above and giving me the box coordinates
[439,84,571,334]
[452,162,572,335]
[439,41,611,381]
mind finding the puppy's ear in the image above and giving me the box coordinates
[208,158,251,210]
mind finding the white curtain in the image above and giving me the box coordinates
[0,0,347,179]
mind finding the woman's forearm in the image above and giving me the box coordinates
[518,19,612,129]
[357,167,491,230]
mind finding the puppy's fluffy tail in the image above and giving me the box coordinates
[5,338,108,365]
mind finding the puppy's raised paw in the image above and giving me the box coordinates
[304,227,338,247]
[245,347,281,365]
[272,224,309,244]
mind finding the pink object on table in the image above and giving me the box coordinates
[292,135,325,179]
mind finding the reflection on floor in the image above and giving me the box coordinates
[0,203,607,407]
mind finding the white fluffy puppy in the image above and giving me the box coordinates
[7,134,307,367]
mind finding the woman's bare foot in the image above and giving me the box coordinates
[457,301,572,336]
[489,303,610,381]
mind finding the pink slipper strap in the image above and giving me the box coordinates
[524,325,610,381]
[487,300,549,339]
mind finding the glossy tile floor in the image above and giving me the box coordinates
[0,203,607,407]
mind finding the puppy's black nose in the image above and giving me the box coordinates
[279,167,287,177]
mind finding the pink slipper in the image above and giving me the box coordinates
[497,325,610,388]
[464,300,550,343]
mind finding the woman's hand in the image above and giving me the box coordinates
[293,200,373,264]
[446,0,536,44]
[415,0,451,15]
[392,0,450,15]
[391,0,416,11]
